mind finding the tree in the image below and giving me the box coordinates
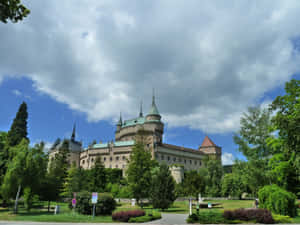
[182,170,206,198]
[88,157,106,192]
[62,163,87,198]
[205,160,223,197]
[269,79,300,195]
[0,0,30,23]
[126,142,153,206]
[0,132,8,186]
[7,102,28,148]
[150,163,176,210]
[46,140,70,201]
[1,140,47,212]
[234,106,273,161]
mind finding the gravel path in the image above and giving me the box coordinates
[146,213,188,224]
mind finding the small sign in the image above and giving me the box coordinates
[72,198,76,207]
[92,192,98,204]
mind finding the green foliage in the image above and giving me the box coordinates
[272,214,293,223]
[105,168,123,184]
[205,160,223,196]
[258,185,297,217]
[150,163,176,210]
[46,140,70,201]
[88,157,106,192]
[7,102,28,148]
[23,187,39,211]
[126,142,153,204]
[182,169,207,197]
[0,132,8,186]
[0,0,30,23]
[187,211,226,224]
[234,106,273,161]
[128,211,161,223]
[269,79,300,195]
[221,173,244,199]
[62,163,87,198]
[74,191,116,215]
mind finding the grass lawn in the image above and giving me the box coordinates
[0,200,299,223]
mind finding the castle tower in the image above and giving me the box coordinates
[198,136,222,160]
[71,123,76,141]
[146,90,161,122]
[116,113,122,132]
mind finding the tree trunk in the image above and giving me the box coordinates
[14,184,21,214]
[48,201,50,212]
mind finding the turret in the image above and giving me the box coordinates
[71,123,76,141]
[116,112,122,131]
[146,90,161,121]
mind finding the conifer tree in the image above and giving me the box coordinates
[88,157,106,192]
[150,164,176,210]
[7,102,28,148]
[126,142,153,206]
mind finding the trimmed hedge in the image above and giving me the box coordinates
[112,210,145,222]
[223,208,274,224]
[128,212,162,223]
[187,211,226,224]
[71,191,116,215]
[272,214,293,223]
[258,185,297,217]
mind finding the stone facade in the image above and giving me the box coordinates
[49,94,222,182]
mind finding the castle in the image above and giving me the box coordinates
[49,94,221,183]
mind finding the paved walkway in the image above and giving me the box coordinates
[146,213,188,224]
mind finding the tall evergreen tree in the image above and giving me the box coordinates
[126,142,153,206]
[150,164,176,210]
[7,102,28,148]
[88,157,106,192]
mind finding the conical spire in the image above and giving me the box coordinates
[139,100,143,117]
[117,112,122,125]
[148,89,160,115]
[71,123,76,141]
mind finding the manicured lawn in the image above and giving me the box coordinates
[0,200,299,223]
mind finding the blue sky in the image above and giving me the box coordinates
[1,1,300,165]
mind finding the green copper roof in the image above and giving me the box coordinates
[122,116,146,128]
[93,143,108,148]
[114,140,135,146]
[148,91,160,115]
[92,140,135,149]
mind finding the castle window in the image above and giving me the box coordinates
[110,157,112,161]
[104,157,106,161]
[161,155,164,160]
[122,156,126,160]
[147,144,150,148]
[199,161,202,166]
[190,160,192,164]
[116,156,119,161]
[184,159,186,164]
[194,161,197,165]
[173,157,176,162]
[82,160,85,164]
[167,156,170,161]
[91,158,94,162]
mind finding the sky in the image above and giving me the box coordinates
[1,0,300,165]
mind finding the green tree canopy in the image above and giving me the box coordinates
[234,106,273,160]
[0,0,30,23]
[150,163,176,210]
[7,102,28,148]
[126,142,153,205]
[88,156,106,192]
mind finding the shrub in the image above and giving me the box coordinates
[187,211,225,224]
[112,210,145,222]
[273,214,292,223]
[128,212,161,223]
[258,185,297,217]
[74,191,116,215]
[223,208,274,224]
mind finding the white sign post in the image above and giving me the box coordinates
[92,192,98,218]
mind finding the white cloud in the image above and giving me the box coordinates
[1,0,300,133]
[222,152,235,165]
[12,89,22,96]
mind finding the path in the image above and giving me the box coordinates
[146,213,188,224]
